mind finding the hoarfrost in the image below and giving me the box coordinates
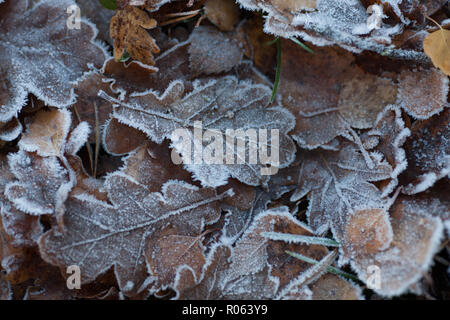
[0,0,106,122]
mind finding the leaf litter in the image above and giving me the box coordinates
[0,0,448,300]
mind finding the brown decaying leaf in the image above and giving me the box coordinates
[110,5,160,65]
[38,152,231,295]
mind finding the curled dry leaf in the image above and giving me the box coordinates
[401,108,449,194]
[110,5,160,65]
[101,76,296,187]
[0,0,106,122]
[38,170,231,295]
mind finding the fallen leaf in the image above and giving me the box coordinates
[110,5,160,65]
[101,75,296,187]
[205,0,241,32]
[0,0,106,122]
[424,28,450,76]
[401,108,449,194]
[39,172,230,295]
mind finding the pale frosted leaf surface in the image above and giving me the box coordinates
[188,26,244,77]
[279,40,397,148]
[0,117,22,142]
[350,194,444,296]
[103,76,296,187]
[401,108,449,194]
[0,0,106,122]
[5,151,71,216]
[237,0,427,59]
[19,109,72,157]
[290,140,393,264]
[0,272,12,300]
[397,68,449,119]
[174,244,279,300]
[230,207,329,294]
[0,156,42,247]
[38,172,228,295]
[65,121,90,156]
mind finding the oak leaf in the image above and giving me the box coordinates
[0,0,106,122]
[110,5,160,65]
[101,76,296,187]
[38,172,230,295]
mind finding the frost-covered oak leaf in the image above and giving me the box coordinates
[110,5,160,66]
[100,76,296,187]
[0,156,42,248]
[0,0,107,122]
[5,151,71,216]
[174,244,279,300]
[290,140,393,264]
[38,173,231,296]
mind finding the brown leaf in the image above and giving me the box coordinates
[351,194,444,296]
[0,0,106,122]
[38,170,230,296]
[110,5,160,65]
[401,108,449,194]
[279,40,397,148]
[310,274,363,300]
[205,0,241,32]
[397,67,449,119]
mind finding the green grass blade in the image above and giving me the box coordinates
[270,37,281,104]
[290,37,314,54]
[99,0,117,10]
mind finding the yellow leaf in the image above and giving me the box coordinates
[423,29,450,76]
